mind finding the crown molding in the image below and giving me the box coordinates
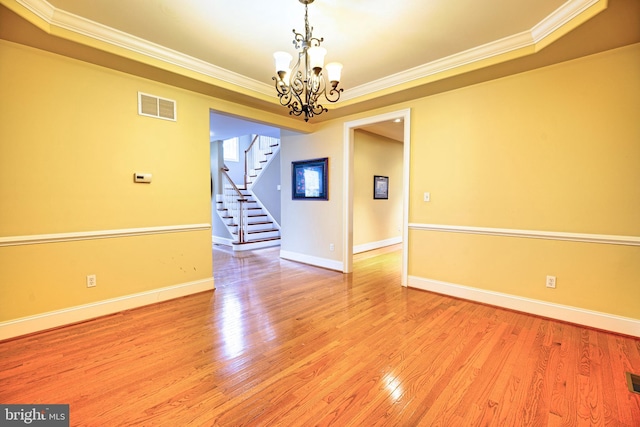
[342,31,534,101]
[341,0,603,101]
[14,0,603,104]
[14,0,274,97]
[531,0,601,43]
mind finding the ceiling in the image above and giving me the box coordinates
[39,0,569,91]
[1,0,638,139]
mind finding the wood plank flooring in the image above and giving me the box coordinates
[1,245,639,426]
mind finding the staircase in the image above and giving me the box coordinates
[215,135,281,251]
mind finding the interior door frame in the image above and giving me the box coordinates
[342,108,411,286]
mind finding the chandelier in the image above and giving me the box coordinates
[272,0,343,122]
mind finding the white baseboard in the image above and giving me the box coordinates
[233,240,281,251]
[213,236,234,246]
[0,278,215,341]
[353,236,402,254]
[212,236,280,251]
[280,250,344,272]
[408,276,640,337]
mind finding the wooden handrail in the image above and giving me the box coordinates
[221,166,246,201]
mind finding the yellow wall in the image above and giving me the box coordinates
[281,44,639,321]
[2,23,638,331]
[0,40,213,321]
[353,130,403,248]
[407,43,640,319]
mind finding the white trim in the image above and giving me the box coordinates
[280,250,343,272]
[408,276,640,338]
[343,124,355,274]
[213,235,280,251]
[401,112,411,287]
[212,236,234,247]
[16,0,273,97]
[341,0,602,101]
[344,109,411,285]
[531,0,600,43]
[15,0,602,104]
[233,239,281,252]
[354,237,402,254]
[408,223,640,247]
[342,31,532,101]
[0,224,212,247]
[0,278,214,341]
[15,0,54,22]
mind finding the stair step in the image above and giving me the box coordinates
[232,228,279,235]
[248,228,279,234]
[232,236,280,245]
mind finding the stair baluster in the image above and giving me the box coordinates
[220,166,248,243]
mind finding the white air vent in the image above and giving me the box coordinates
[138,92,176,121]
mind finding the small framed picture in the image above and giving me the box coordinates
[373,175,389,199]
[292,158,329,200]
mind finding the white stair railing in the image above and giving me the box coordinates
[220,167,247,243]
[245,135,280,188]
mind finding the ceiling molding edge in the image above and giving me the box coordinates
[13,0,604,106]
[340,0,603,102]
[14,0,53,22]
[14,0,275,98]
[531,0,602,43]
[341,31,534,101]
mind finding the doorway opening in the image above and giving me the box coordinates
[209,110,286,253]
[343,109,411,286]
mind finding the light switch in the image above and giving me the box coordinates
[424,192,430,202]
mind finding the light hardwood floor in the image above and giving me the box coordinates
[1,245,639,426]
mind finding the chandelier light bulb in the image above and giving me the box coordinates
[307,46,326,73]
[325,62,342,85]
[274,51,293,76]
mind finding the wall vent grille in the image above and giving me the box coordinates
[138,92,176,121]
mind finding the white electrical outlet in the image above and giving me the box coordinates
[87,274,97,288]
[546,275,556,289]
[329,243,335,252]
[424,192,431,202]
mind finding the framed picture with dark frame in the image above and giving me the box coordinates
[292,157,329,200]
[373,175,389,199]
